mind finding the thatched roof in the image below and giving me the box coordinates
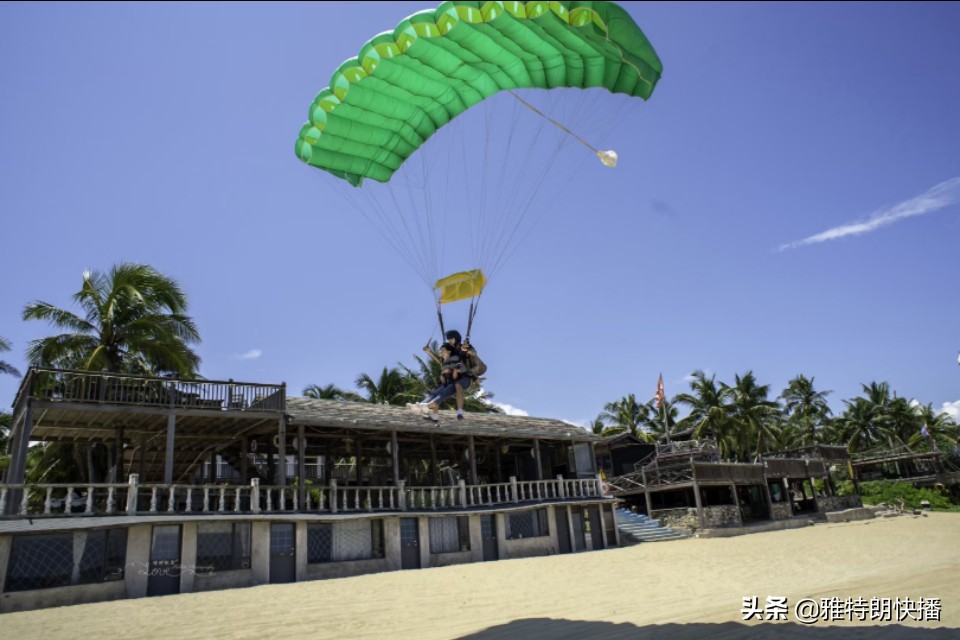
[285,397,597,443]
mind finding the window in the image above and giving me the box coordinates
[428,517,470,554]
[5,529,127,592]
[308,520,384,564]
[507,509,549,540]
[196,522,251,572]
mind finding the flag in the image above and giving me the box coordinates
[655,374,665,409]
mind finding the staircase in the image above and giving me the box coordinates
[615,507,686,543]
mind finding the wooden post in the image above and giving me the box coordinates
[804,460,819,512]
[495,442,503,483]
[459,479,468,507]
[429,435,438,486]
[692,464,705,529]
[138,437,147,483]
[297,425,306,513]
[533,438,543,481]
[164,413,176,485]
[250,478,260,514]
[468,435,478,485]
[276,416,286,486]
[330,479,338,514]
[209,450,217,484]
[356,438,363,485]
[642,468,653,516]
[391,430,400,486]
[126,473,139,515]
[509,476,518,503]
[240,436,248,484]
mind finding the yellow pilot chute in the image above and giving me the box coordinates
[434,269,486,304]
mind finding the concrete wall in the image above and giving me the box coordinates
[1,579,125,614]
[771,503,793,520]
[503,536,555,559]
[304,558,389,580]
[250,522,270,586]
[125,524,152,599]
[818,495,862,512]
[429,550,472,568]
[193,568,257,593]
[654,505,743,532]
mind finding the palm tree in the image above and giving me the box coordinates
[909,403,958,454]
[0,336,20,377]
[642,398,681,441]
[675,370,730,445]
[588,415,625,438]
[23,263,200,376]
[600,393,652,441]
[303,383,364,402]
[355,367,416,406]
[834,389,892,454]
[778,374,832,446]
[723,371,781,461]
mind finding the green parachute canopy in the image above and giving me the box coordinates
[295,1,663,187]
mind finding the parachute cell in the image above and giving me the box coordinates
[295,1,663,187]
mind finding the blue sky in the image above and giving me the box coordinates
[2,2,959,427]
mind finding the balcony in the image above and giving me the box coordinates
[13,367,285,413]
[0,474,608,520]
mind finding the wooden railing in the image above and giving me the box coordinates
[15,367,285,413]
[1,474,608,518]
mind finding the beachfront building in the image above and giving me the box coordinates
[0,368,616,613]
[605,439,862,533]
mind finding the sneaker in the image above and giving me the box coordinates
[405,403,419,413]
[423,414,439,423]
[457,413,464,421]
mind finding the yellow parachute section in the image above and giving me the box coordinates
[434,269,486,304]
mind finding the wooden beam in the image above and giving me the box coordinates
[164,414,176,484]
[468,435,478,485]
[298,425,306,511]
[391,430,400,486]
[533,438,543,481]
[276,416,286,486]
[430,435,438,486]
[240,435,249,483]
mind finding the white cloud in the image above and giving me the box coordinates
[495,403,529,417]
[778,176,960,251]
[238,349,262,361]
[941,400,960,423]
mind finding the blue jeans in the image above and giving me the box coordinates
[424,376,472,405]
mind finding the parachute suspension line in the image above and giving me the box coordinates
[465,291,483,344]
[483,96,567,280]
[323,177,431,290]
[508,90,618,168]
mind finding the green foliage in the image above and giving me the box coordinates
[851,480,953,510]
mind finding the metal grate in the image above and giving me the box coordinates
[197,523,250,572]
[270,524,295,554]
[307,524,333,564]
[5,529,128,592]
[507,509,548,540]
[6,534,73,592]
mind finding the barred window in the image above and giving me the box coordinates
[5,529,127,592]
[429,517,470,554]
[196,522,251,572]
[308,520,384,564]
[507,509,549,540]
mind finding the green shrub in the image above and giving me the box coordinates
[855,480,953,510]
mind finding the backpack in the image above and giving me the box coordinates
[464,347,487,377]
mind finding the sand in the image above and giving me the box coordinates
[2,513,958,639]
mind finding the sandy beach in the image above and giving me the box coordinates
[2,513,957,639]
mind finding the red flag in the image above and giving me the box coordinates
[655,374,665,409]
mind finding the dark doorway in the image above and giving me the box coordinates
[480,515,498,561]
[588,505,605,550]
[147,524,181,596]
[269,523,296,584]
[571,509,586,551]
[400,518,420,569]
[555,506,572,554]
